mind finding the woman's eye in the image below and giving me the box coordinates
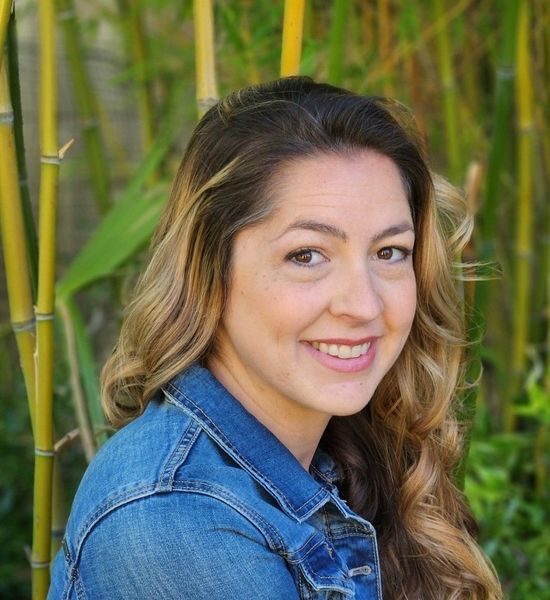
[376,247,411,262]
[287,249,325,267]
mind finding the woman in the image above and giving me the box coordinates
[48,77,501,599]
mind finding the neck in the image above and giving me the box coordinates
[207,356,329,470]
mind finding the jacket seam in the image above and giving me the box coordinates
[157,419,201,491]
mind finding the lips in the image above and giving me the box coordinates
[310,341,371,359]
[303,337,377,373]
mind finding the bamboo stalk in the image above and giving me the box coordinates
[117,0,156,157]
[58,299,97,461]
[242,0,260,85]
[7,9,38,292]
[280,0,305,76]
[377,0,393,96]
[509,0,534,432]
[33,0,60,596]
[0,0,11,73]
[0,55,36,426]
[63,296,107,446]
[193,0,218,117]
[327,0,351,85]
[432,0,461,181]
[57,0,112,215]
[2,7,67,569]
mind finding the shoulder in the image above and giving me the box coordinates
[52,491,300,599]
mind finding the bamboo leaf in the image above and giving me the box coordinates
[56,184,166,299]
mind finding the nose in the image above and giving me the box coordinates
[328,264,384,323]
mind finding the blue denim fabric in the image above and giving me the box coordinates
[48,364,382,599]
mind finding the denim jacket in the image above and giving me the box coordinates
[48,364,382,599]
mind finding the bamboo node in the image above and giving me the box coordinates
[40,154,62,165]
[12,317,36,332]
[35,312,55,321]
[30,560,51,569]
[35,448,56,457]
[0,110,14,124]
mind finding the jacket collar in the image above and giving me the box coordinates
[163,363,336,522]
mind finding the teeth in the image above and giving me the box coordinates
[310,341,371,359]
[338,345,351,359]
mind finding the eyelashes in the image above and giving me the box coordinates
[286,248,326,267]
[375,247,413,263]
[286,246,414,268]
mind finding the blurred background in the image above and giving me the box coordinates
[0,0,548,597]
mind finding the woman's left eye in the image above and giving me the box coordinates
[287,248,326,267]
[376,247,412,262]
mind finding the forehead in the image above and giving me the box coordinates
[266,151,411,227]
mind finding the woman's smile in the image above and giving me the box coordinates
[302,338,378,373]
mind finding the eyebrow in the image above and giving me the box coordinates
[279,219,415,243]
[283,219,348,241]
[371,222,415,243]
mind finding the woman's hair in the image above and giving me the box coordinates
[101,77,501,599]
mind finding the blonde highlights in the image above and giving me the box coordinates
[101,77,501,599]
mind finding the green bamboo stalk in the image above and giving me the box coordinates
[63,297,107,446]
[509,0,534,431]
[57,0,112,215]
[58,298,97,461]
[327,0,351,85]
[33,0,60,595]
[478,0,520,254]
[432,0,461,181]
[117,0,156,158]
[398,3,426,135]
[6,9,38,292]
[280,0,305,76]
[193,0,218,117]
[377,0,393,96]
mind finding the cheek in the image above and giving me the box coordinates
[385,277,417,332]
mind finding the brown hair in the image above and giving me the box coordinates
[102,77,501,599]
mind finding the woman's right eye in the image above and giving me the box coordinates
[287,248,325,267]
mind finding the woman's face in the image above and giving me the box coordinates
[209,151,417,442]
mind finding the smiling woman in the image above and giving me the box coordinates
[48,78,502,600]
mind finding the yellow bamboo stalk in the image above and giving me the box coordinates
[280,0,305,76]
[193,0,218,118]
[0,56,36,422]
[509,0,534,432]
[0,0,11,73]
[33,0,59,596]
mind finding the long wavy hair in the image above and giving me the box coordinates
[101,77,501,599]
